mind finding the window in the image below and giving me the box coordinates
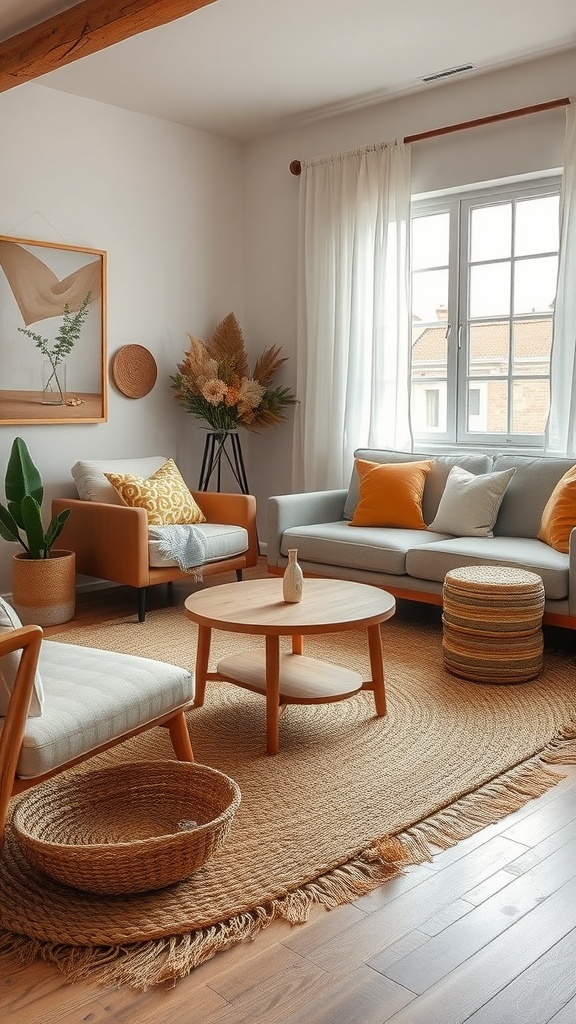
[410,179,560,447]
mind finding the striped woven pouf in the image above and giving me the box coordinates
[442,565,545,684]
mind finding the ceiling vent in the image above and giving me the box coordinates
[421,63,475,83]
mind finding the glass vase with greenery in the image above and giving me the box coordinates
[18,290,92,404]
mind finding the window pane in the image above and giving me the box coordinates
[513,256,558,315]
[466,380,508,433]
[425,389,439,427]
[412,321,447,375]
[469,263,511,318]
[411,381,447,433]
[515,195,559,256]
[469,388,480,416]
[512,318,553,376]
[512,379,549,433]
[470,203,511,262]
[484,380,508,433]
[469,322,509,377]
[412,213,450,270]
[412,268,449,323]
[467,384,485,430]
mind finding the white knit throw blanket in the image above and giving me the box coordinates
[148,525,207,576]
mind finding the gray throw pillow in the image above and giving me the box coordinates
[427,466,516,538]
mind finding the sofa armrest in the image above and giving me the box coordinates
[52,498,151,587]
[267,490,348,567]
[191,491,259,567]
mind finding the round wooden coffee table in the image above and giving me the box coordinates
[184,577,396,754]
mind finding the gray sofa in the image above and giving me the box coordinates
[267,448,576,629]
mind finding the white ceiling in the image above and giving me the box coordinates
[2,0,576,141]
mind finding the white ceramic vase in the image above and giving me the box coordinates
[282,548,303,603]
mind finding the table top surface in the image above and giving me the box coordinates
[184,577,396,635]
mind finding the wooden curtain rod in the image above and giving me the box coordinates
[289,96,571,175]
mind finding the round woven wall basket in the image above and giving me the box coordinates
[12,761,241,895]
[111,344,158,398]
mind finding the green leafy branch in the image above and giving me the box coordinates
[18,290,92,400]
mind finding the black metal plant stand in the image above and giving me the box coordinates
[197,430,250,494]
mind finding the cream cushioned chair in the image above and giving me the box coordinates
[0,603,195,848]
[52,455,259,621]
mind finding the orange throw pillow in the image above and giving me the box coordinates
[537,464,576,553]
[349,459,434,529]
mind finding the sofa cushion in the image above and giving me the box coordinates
[281,521,446,576]
[105,459,206,526]
[149,523,248,567]
[427,466,516,538]
[537,464,576,553]
[349,459,434,529]
[405,536,568,599]
[492,455,576,538]
[0,596,43,718]
[344,450,494,523]
[15,642,194,779]
[72,456,168,504]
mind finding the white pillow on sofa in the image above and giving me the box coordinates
[71,456,168,504]
[0,596,44,717]
[427,466,516,538]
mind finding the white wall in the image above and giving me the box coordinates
[242,49,575,535]
[0,83,244,595]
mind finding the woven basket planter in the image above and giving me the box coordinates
[12,761,241,894]
[12,549,76,626]
[442,565,545,684]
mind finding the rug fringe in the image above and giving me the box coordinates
[1,725,573,990]
[541,721,576,764]
[397,760,564,862]
[0,857,403,990]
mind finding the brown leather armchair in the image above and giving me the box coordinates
[52,489,258,621]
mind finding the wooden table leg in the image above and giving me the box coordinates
[292,633,303,655]
[194,625,211,707]
[265,634,281,755]
[367,623,386,716]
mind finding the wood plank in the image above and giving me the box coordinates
[464,929,576,1024]
[200,944,333,1024]
[0,0,218,93]
[373,875,576,1024]
[284,834,527,973]
[379,836,576,993]
[209,962,414,1024]
[502,783,576,848]
[547,994,576,1023]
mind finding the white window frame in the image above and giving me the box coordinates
[410,176,561,450]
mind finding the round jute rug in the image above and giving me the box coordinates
[1,605,575,988]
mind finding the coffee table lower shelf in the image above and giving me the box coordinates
[217,651,364,702]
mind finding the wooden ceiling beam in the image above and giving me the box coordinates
[0,0,218,93]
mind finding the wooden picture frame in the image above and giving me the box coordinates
[0,234,107,424]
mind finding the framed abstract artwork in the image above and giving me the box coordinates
[0,234,107,424]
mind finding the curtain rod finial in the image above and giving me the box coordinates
[289,160,302,176]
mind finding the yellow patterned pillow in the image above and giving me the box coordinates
[104,459,206,525]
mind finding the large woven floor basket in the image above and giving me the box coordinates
[12,761,241,895]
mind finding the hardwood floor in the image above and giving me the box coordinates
[2,563,575,1023]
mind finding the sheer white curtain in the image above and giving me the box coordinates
[292,140,412,492]
[545,100,576,455]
